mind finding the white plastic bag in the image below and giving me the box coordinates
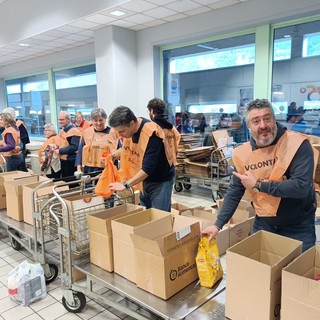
[7,261,46,306]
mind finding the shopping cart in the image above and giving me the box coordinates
[174,143,236,201]
[50,176,225,320]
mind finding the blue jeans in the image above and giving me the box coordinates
[5,154,24,172]
[253,213,316,252]
[140,178,174,212]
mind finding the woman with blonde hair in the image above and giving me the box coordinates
[38,123,61,178]
[0,113,24,171]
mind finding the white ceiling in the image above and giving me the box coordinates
[0,0,249,68]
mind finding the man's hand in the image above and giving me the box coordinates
[109,182,125,191]
[201,225,220,242]
[233,170,257,189]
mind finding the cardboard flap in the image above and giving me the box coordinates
[131,234,163,256]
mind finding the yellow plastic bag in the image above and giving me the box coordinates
[196,236,223,288]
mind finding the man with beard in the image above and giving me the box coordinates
[201,99,317,252]
[147,98,180,165]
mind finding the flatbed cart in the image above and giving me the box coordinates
[174,144,236,201]
[50,181,226,319]
[0,178,69,284]
[0,175,94,284]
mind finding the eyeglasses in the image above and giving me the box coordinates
[44,129,52,131]
[250,115,273,126]
[58,118,66,121]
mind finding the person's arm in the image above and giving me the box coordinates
[259,140,314,198]
[59,135,80,154]
[201,171,245,241]
[75,137,85,169]
[0,133,15,152]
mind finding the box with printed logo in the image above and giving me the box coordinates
[130,215,201,299]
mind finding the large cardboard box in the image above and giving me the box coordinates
[0,171,32,209]
[226,231,302,320]
[4,175,48,221]
[87,204,144,272]
[111,208,172,283]
[22,180,69,225]
[131,215,201,300]
[281,245,320,320]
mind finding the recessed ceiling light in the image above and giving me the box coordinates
[110,10,126,17]
[283,35,291,38]
[19,43,30,47]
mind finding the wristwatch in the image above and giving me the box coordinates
[124,181,130,189]
[252,180,261,193]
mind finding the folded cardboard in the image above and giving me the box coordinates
[0,171,33,209]
[131,215,201,299]
[87,204,144,272]
[4,175,48,221]
[281,245,320,320]
[226,231,302,320]
[111,208,172,283]
[171,202,191,215]
[22,180,69,225]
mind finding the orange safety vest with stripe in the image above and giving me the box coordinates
[163,127,180,166]
[58,127,81,160]
[1,126,21,157]
[38,135,61,165]
[119,119,173,192]
[81,126,119,168]
[232,131,318,217]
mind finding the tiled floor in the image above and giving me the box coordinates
[0,184,217,320]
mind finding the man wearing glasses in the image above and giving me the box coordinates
[202,98,317,252]
[56,111,81,182]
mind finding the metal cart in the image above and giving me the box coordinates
[174,144,236,201]
[50,180,226,319]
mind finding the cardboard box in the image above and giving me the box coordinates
[281,245,320,320]
[87,204,144,272]
[111,208,172,283]
[131,215,201,299]
[0,171,33,209]
[22,180,69,225]
[182,207,253,255]
[4,175,48,221]
[171,202,190,214]
[226,231,302,320]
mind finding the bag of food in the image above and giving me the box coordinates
[196,236,223,288]
[7,261,46,306]
[95,150,121,198]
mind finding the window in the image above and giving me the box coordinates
[5,74,50,138]
[272,19,320,136]
[163,33,255,142]
[54,64,97,122]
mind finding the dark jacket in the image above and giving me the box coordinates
[215,123,316,228]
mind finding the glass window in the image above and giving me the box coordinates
[272,19,320,136]
[163,33,255,143]
[5,73,50,138]
[54,64,97,122]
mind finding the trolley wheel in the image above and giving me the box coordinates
[183,180,191,190]
[62,292,86,313]
[174,182,183,192]
[11,232,22,251]
[45,264,59,284]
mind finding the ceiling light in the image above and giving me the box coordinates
[110,10,126,17]
[197,44,217,50]
[19,43,30,47]
[283,35,291,38]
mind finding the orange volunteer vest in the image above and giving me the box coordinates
[58,127,81,160]
[2,126,21,157]
[119,119,173,192]
[81,127,119,168]
[232,131,315,217]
